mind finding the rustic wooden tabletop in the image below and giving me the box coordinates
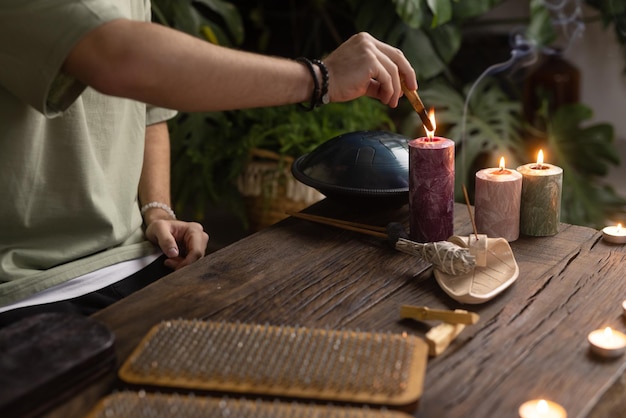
[83,200,626,418]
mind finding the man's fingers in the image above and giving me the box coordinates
[165,246,179,258]
[146,220,180,257]
[145,219,208,270]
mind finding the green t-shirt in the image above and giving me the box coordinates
[0,0,176,306]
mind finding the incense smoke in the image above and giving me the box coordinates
[459,0,585,177]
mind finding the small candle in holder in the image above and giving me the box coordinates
[475,157,523,242]
[588,327,626,358]
[517,150,563,237]
[409,109,454,243]
[602,223,626,244]
[519,399,567,418]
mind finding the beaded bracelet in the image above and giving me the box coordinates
[297,57,330,109]
[295,57,320,111]
[312,59,329,105]
[140,201,177,220]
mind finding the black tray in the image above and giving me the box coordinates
[0,312,116,418]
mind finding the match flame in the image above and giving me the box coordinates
[425,108,436,141]
[499,157,506,171]
[537,150,544,168]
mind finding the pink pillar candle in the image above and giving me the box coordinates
[475,167,522,241]
[409,136,454,242]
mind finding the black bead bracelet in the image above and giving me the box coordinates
[296,57,329,110]
[312,59,329,106]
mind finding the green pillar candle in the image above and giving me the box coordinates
[517,161,563,236]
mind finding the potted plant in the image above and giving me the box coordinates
[169,98,394,230]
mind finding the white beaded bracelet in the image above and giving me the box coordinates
[140,201,176,220]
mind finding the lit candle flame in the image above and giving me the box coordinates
[520,399,567,418]
[537,400,548,414]
[537,150,544,168]
[499,157,506,171]
[604,327,613,338]
[425,108,436,141]
[618,224,623,233]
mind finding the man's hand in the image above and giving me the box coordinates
[145,219,209,270]
[324,32,417,108]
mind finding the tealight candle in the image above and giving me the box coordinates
[587,327,626,358]
[602,223,626,244]
[519,399,567,418]
[409,109,454,243]
[475,157,523,242]
[517,150,563,237]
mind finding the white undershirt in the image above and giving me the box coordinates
[0,252,161,314]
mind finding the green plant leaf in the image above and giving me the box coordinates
[354,0,403,39]
[151,0,243,46]
[543,103,625,227]
[549,103,619,176]
[170,1,201,35]
[527,0,557,47]
[352,0,475,81]
[392,0,425,29]
[400,29,448,79]
[427,0,452,27]
[193,0,244,45]
[428,23,462,64]
[451,0,506,20]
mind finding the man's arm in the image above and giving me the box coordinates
[138,121,172,226]
[139,121,209,270]
[62,21,417,111]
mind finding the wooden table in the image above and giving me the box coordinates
[85,200,626,417]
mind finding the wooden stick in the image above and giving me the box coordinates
[401,79,434,132]
[425,323,466,357]
[462,184,479,240]
[287,211,387,233]
[287,211,388,239]
[400,305,479,325]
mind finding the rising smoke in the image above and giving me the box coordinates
[459,0,586,173]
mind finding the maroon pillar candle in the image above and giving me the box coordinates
[409,136,455,242]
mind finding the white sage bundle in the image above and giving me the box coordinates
[395,238,475,275]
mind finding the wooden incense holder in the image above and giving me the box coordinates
[436,235,519,304]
